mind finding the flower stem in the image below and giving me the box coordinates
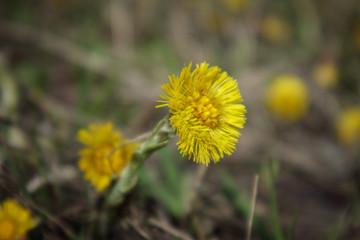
[106,116,173,207]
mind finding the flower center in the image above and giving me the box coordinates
[0,219,16,240]
[188,92,219,128]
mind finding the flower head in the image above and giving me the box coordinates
[337,107,360,145]
[220,0,248,13]
[312,61,338,89]
[77,122,139,192]
[266,74,309,122]
[353,22,360,51]
[0,199,37,240]
[157,62,246,166]
[260,15,291,44]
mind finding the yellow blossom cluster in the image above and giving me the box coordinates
[353,23,360,51]
[220,0,248,13]
[0,199,37,240]
[337,107,360,145]
[77,123,139,192]
[157,62,246,165]
[266,74,309,122]
[260,15,291,44]
[312,61,338,89]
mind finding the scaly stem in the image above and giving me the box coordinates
[106,116,173,207]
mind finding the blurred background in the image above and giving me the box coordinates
[1,0,360,239]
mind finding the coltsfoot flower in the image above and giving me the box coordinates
[260,15,291,44]
[337,107,360,144]
[157,62,246,166]
[77,123,139,192]
[0,199,37,240]
[266,74,309,122]
[353,22,360,51]
[312,61,338,89]
[220,0,248,13]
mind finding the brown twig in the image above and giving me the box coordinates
[192,214,206,240]
[185,164,207,215]
[22,196,76,239]
[148,218,193,240]
[0,180,76,240]
[0,21,114,77]
[246,174,260,240]
[126,217,151,240]
[0,152,74,238]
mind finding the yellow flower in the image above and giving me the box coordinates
[260,15,291,44]
[77,122,139,192]
[337,107,360,144]
[157,62,246,166]
[353,23,360,51]
[312,61,338,89]
[220,0,248,13]
[0,199,37,240]
[266,74,309,122]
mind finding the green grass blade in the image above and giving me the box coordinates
[286,208,299,240]
[327,208,347,240]
[268,160,284,240]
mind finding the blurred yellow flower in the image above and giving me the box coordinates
[260,15,291,44]
[220,0,248,13]
[77,123,139,192]
[337,107,360,144]
[0,199,37,240]
[266,74,309,122]
[312,61,338,89]
[157,62,246,166]
[353,23,360,50]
